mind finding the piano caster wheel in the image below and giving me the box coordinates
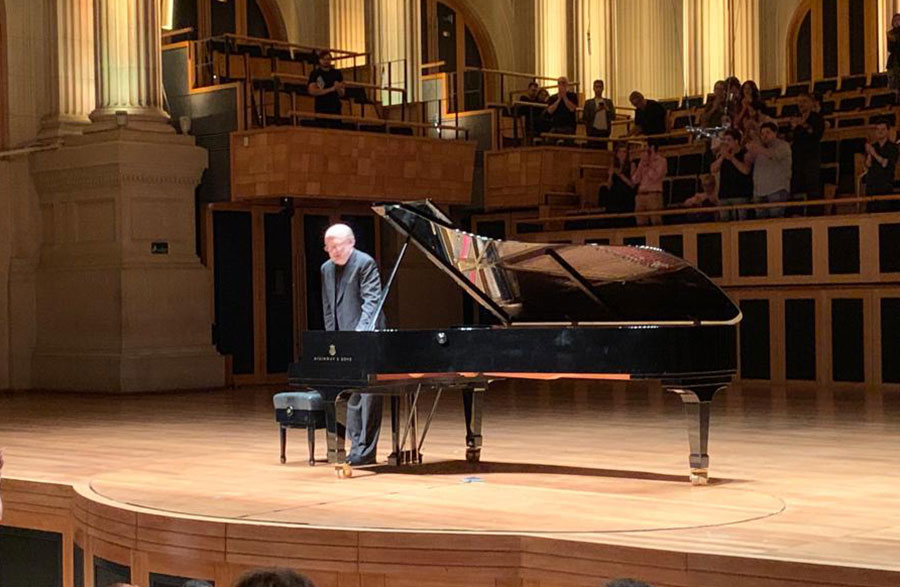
[465,449,481,464]
[335,463,353,479]
[280,456,286,464]
[689,470,708,486]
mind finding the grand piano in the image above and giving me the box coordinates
[289,201,741,484]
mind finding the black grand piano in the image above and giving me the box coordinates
[289,201,741,484]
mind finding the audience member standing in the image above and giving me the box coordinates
[888,14,900,101]
[628,92,667,136]
[516,81,547,145]
[865,118,900,212]
[234,568,315,587]
[711,128,754,220]
[307,51,345,126]
[601,143,636,225]
[700,80,727,128]
[733,80,761,133]
[747,122,792,218]
[582,79,616,147]
[790,92,826,205]
[631,140,667,225]
[545,76,579,137]
[739,100,771,144]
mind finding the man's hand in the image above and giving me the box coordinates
[865,142,876,157]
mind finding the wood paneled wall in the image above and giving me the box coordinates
[231,127,477,204]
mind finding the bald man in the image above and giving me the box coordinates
[321,224,384,465]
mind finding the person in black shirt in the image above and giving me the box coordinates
[865,118,900,212]
[628,91,667,136]
[545,76,578,138]
[515,81,547,145]
[599,142,636,226]
[790,92,825,207]
[307,50,345,125]
[711,128,753,220]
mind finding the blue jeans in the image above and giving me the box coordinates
[717,197,751,221]
[753,189,789,218]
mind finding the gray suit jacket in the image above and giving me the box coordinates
[321,249,385,331]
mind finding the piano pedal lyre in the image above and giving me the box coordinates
[335,463,353,478]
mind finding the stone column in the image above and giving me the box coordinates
[574,0,617,104]
[534,0,568,80]
[29,0,224,392]
[683,0,729,97]
[90,0,169,128]
[40,0,95,137]
[367,0,421,103]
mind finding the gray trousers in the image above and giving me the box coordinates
[347,392,383,461]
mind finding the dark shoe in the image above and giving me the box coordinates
[346,454,377,466]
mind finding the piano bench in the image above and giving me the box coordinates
[273,391,326,466]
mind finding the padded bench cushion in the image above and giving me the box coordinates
[273,391,324,412]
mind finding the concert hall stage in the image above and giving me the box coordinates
[1,381,899,586]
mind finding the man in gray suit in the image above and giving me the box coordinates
[321,223,384,466]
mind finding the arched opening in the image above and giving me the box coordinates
[171,0,288,41]
[788,0,877,83]
[420,0,496,112]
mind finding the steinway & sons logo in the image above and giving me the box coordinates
[313,343,353,362]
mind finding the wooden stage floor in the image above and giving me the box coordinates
[2,380,900,584]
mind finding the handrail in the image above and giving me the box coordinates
[273,72,407,100]
[162,27,194,41]
[517,193,900,226]
[287,110,470,140]
[216,33,367,60]
[421,60,446,70]
[464,66,580,85]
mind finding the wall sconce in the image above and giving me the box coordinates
[115,110,128,127]
[179,115,192,134]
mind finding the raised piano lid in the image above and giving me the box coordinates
[373,201,742,327]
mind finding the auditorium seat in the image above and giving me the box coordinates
[682,95,704,109]
[868,72,888,88]
[867,92,895,109]
[838,96,866,112]
[781,103,800,118]
[761,86,783,101]
[820,100,836,115]
[667,176,699,207]
[677,153,703,176]
[813,78,838,96]
[785,82,810,97]
[840,74,866,91]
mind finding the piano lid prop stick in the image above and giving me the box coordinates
[367,236,410,332]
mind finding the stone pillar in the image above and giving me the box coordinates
[574,0,617,104]
[331,0,367,62]
[40,0,95,137]
[90,0,169,129]
[28,0,224,392]
[29,130,225,392]
[615,0,683,105]
[367,0,421,103]
[683,0,728,97]
[535,0,568,80]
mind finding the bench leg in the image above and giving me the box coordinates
[280,425,287,464]
[307,420,316,466]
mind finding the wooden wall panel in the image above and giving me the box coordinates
[231,128,477,205]
[484,147,613,209]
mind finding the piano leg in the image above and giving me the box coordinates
[323,392,349,467]
[669,385,726,486]
[463,384,485,463]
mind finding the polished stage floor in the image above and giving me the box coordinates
[2,380,900,577]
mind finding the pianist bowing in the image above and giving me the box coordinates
[321,223,385,466]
